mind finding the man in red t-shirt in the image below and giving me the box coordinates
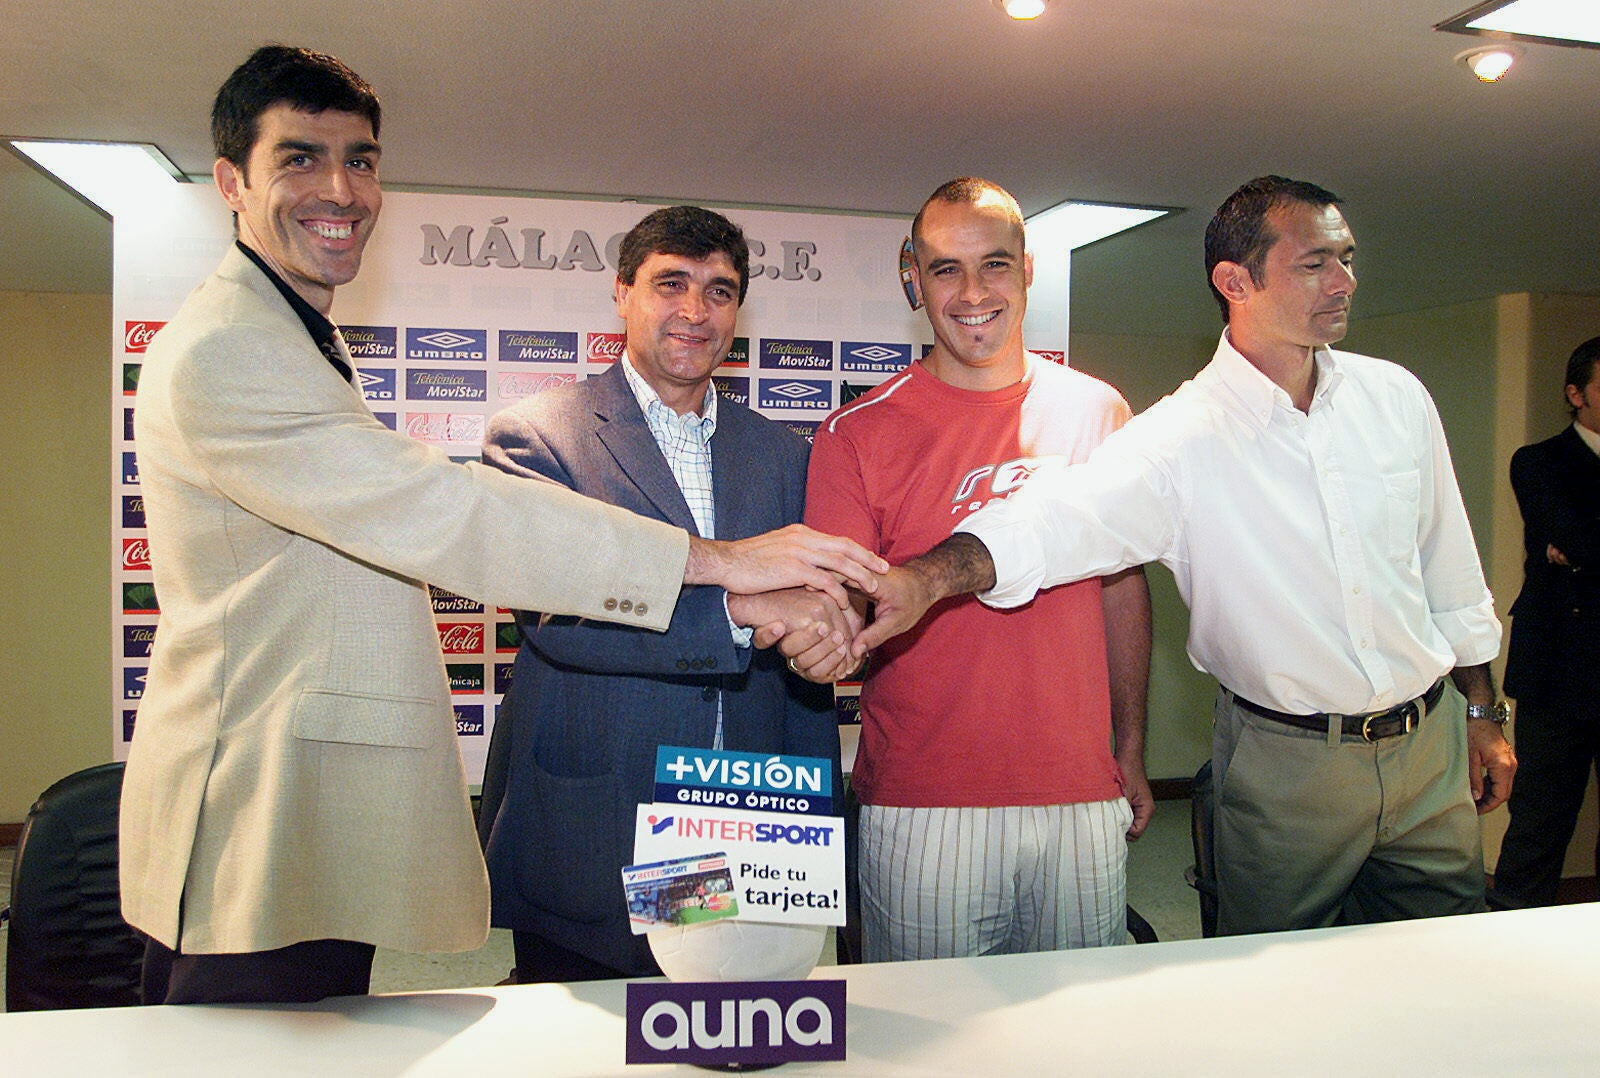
[791,178,1153,960]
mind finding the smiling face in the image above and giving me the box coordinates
[213,103,381,314]
[911,197,1033,390]
[616,250,741,415]
[1220,201,1357,364]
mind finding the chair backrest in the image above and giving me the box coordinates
[5,761,144,1011]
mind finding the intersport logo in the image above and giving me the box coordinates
[124,321,165,353]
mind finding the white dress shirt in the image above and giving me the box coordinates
[959,332,1501,715]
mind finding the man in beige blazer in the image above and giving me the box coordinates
[123,45,883,1005]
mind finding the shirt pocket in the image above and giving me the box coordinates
[292,688,442,749]
[1382,469,1421,562]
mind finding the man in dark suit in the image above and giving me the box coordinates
[1498,335,1600,906]
[478,206,853,980]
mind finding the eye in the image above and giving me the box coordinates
[347,157,376,172]
[285,153,314,168]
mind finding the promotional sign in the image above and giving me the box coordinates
[110,185,1072,774]
[653,745,834,816]
[633,804,845,926]
[625,979,847,1067]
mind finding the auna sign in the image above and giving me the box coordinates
[625,980,846,1066]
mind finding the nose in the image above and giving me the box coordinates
[679,287,709,324]
[1330,261,1356,295]
[957,270,986,305]
[321,164,355,206]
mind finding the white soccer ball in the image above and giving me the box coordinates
[648,919,828,982]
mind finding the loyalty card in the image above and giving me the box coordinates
[622,853,741,934]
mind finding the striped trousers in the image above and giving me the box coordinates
[860,799,1132,962]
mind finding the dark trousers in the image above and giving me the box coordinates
[142,936,376,1005]
[1496,698,1600,906]
[511,930,656,983]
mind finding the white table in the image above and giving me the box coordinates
[5,904,1598,1076]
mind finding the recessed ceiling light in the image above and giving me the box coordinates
[1437,1,1600,49]
[1025,200,1170,252]
[1456,44,1524,81]
[6,140,186,216]
[994,0,1051,21]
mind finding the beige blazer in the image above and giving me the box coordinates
[121,248,689,954]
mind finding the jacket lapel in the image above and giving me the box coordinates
[591,364,700,534]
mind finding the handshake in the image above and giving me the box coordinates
[689,524,985,684]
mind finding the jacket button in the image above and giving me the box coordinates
[620,599,633,613]
[676,659,689,670]
[603,598,618,611]
[690,658,704,671]
[706,657,717,669]
[636,602,648,616]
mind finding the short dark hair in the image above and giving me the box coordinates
[616,206,751,303]
[911,177,1025,259]
[212,45,381,172]
[1565,335,1600,416]
[1204,175,1342,323]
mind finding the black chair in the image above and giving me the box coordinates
[1125,904,1159,944]
[1183,760,1219,938]
[2,761,145,1011]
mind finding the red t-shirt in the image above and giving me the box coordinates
[807,357,1132,807]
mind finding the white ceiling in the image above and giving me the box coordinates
[2,0,1597,336]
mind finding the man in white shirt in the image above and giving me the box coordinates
[848,175,1517,934]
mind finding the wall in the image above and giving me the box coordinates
[0,291,113,823]
[1068,330,1217,782]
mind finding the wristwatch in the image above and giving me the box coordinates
[1466,700,1511,725]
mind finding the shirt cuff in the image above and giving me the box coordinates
[1431,595,1504,668]
[955,503,1048,610]
[724,592,754,648]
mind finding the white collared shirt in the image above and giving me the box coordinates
[1573,419,1600,459]
[959,331,1501,715]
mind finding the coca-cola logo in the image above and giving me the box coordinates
[1034,350,1065,365]
[122,537,151,570]
[124,321,166,353]
[587,332,625,363]
[438,622,485,654]
[498,372,576,400]
[404,412,485,445]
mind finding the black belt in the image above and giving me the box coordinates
[1231,679,1446,743]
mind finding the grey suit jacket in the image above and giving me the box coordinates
[478,362,839,973]
[121,248,691,954]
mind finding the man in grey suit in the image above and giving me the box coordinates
[123,47,883,1006]
[478,205,854,981]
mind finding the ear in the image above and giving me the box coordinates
[907,261,924,310]
[1211,260,1252,308]
[213,157,246,214]
[613,274,630,316]
[1023,250,1034,290]
[1566,383,1586,411]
